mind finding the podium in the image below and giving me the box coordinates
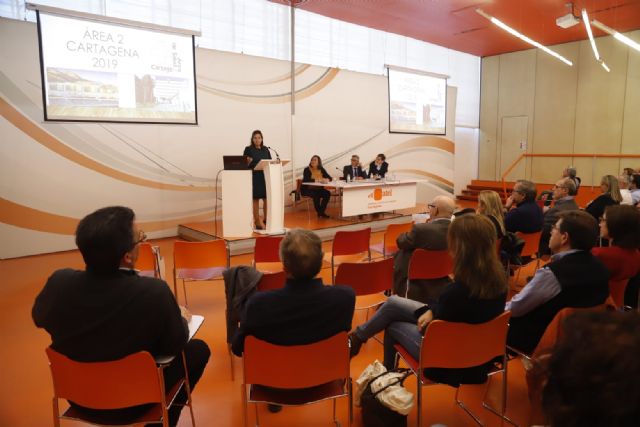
[255,159,289,235]
[221,170,253,237]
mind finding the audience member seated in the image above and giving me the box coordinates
[542,311,640,427]
[32,206,210,427]
[232,228,355,354]
[592,205,640,281]
[585,175,622,221]
[368,153,389,179]
[629,174,640,205]
[302,155,332,218]
[393,195,455,303]
[539,178,578,256]
[504,180,543,233]
[618,174,634,205]
[349,215,507,386]
[342,154,366,181]
[562,166,581,191]
[507,210,609,354]
[477,190,505,239]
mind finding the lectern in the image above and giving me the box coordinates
[255,159,290,235]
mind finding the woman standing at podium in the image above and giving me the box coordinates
[244,130,271,229]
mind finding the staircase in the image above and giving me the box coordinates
[457,180,515,203]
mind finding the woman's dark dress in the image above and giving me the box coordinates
[243,145,272,199]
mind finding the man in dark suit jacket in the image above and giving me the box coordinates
[393,195,455,303]
[232,228,355,355]
[504,179,544,233]
[32,206,210,427]
[539,178,579,255]
[342,154,367,181]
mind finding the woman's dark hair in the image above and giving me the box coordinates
[557,210,598,251]
[448,214,507,299]
[376,153,386,161]
[75,206,135,273]
[309,155,323,168]
[250,130,264,148]
[605,204,640,249]
[543,311,640,427]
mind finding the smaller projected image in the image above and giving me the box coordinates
[46,68,118,107]
[134,74,194,112]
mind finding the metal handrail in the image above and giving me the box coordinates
[500,153,640,197]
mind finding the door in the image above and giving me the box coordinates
[499,116,528,182]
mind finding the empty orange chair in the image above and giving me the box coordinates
[173,240,229,306]
[253,236,284,272]
[45,347,195,427]
[326,228,371,283]
[370,222,413,258]
[256,271,287,292]
[510,231,543,289]
[395,311,511,427]
[242,332,351,426]
[335,257,393,317]
[136,243,159,278]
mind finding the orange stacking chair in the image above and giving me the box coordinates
[334,257,393,318]
[46,347,195,427]
[173,240,229,306]
[326,228,372,283]
[253,236,284,273]
[406,249,453,297]
[395,312,511,427]
[242,332,351,427]
[256,271,287,292]
[136,242,159,278]
[511,231,542,290]
[369,222,413,259]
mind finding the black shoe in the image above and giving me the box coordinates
[267,404,282,413]
[349,332,364,358]
[318,212,330,218]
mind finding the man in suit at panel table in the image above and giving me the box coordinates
[539,178,579,256]
[342,154,367,181]
[393,195,455,303]
[32,206,210,427]
[232,228,355,412]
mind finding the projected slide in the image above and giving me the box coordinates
[388,68,446,135]
[37,12,197,124]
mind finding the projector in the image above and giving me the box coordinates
[556,13,580,29]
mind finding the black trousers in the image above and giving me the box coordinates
[301,187,331,214]
[71,339,211,427]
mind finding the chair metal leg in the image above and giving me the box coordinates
[182,279,189,307]
[455,386,483,426]
[228,344,235,380]
[348,379,353,426]
[241,384,248,427]
[254,400,260,427]
[482,359,519,426]
[417,379,422,427]
[180,351,197,427]
[52,398,60,427]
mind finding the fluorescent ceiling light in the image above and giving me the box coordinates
[591,19,640,53]
[476,9,573,66]
[582,9,610,72]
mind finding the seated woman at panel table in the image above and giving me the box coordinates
[349,214,507,386]
[368,153,389,179]
[302,155,332,218]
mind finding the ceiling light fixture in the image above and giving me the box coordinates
[591,19,640,54]
[582,9,610,72]
[476,9,573,66]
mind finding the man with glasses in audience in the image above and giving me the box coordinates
[504,179,543,233]
[539,178,578,256]
[629,174,640,206]
[33,206,210,427]
[393,195,455,303]
[506,210,609,354]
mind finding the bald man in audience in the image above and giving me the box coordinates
[393,195,455,303]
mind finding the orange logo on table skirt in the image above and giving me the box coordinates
[368,188,392,200]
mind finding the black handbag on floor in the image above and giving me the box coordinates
[361,369,411,427]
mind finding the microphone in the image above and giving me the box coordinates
[266,146,280,162]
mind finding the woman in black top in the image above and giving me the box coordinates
[585,175,622,221]
[349,215,508,386]
[368,153,389,179]
[302,155,332,218]
[243,130,271,229]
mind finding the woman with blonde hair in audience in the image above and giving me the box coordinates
[585,175,622,221]
[477,190,506,239]
[348,215,507,386]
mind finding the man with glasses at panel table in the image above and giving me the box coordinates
[538,178,578,256]
[33,206,210,427]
